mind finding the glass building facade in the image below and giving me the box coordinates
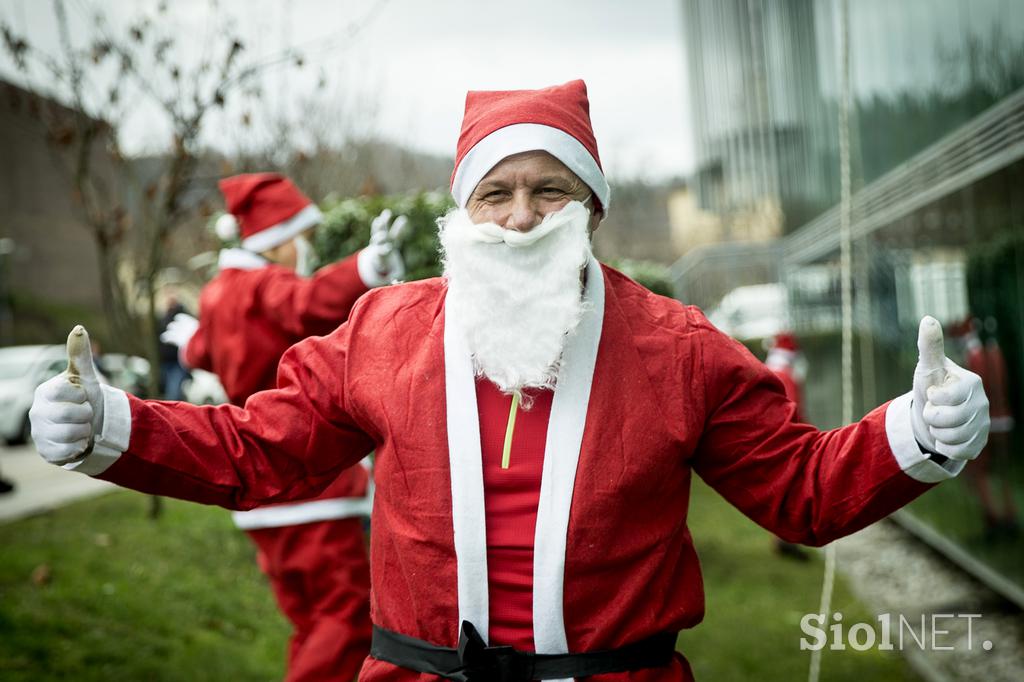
[680,0,1024,603]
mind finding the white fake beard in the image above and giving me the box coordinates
[293,235,317,277]
[439,200,593,395]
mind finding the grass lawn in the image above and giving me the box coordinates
[0,483,918,680]
[0,491,289,681]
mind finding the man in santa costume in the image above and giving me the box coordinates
[157,172,406,681]
[956,316,1019,538]
[32,81,990,681]
[764,332,806,424]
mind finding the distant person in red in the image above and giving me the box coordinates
[765,331,810,559]
[958,316,1019,539]
[159,173,406,681]
[765,332,806,423]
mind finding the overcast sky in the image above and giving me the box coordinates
[0,0,696,180]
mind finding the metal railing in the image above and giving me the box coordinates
[784,85,1024,265]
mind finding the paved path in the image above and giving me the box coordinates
[835,520,1024,682]
[0,443,115,523]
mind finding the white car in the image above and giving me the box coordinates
[708,283,788,341]
[0,345,68,444]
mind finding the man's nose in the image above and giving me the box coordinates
[503,194,542,232]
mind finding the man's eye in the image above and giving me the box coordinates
[483,191,507,201]
[539,187,566,196]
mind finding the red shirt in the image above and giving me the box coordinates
[476,378,554,651]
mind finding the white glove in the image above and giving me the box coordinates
[160,312,198,368]
[29,325,104,465]
[358,209,408,287]
[160,312,198,349]
[911,315,990,461]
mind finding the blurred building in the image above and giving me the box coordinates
[683,0,827,232]
[677,0,1024,613]
[592,179,687,265]
[0,80,107,311]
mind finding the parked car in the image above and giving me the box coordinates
[98,353,152,397]
[0,345,67,444]
[708,283,788,342]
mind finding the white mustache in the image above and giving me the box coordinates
[463,200,590,247]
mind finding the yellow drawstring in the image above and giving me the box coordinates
[501,390,521,469]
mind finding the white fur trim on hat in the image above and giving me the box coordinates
[451,123,611,213]
[241,204,323,253]
[214,213,239,241]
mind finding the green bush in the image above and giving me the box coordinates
[314,191,453,282]
[607,258,674,297]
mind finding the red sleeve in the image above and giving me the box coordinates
[98,320,375,510]
[256,252,369,338]
[691,328,933,546]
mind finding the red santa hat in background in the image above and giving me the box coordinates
[214,173,323,253]
[772,332,800,353]
[947,314,979,339]
[766,331,801,371]
[450,79,611,215]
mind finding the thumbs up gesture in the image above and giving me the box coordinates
[29,325,105,465]
[358,208,408,286]
[911,316,990,461]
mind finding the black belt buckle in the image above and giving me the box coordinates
[457,621,530,682]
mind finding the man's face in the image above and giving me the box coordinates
[441,151,597,394]
[467,151,600,233]
[259,227,316,272]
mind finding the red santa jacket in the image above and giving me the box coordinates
[91,260,955,681]
[186,248,371,405]
[184,247,371,512]
[965,335,1014,432]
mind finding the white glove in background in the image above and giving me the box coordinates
[29,326,104,465]
[358,209,409,287]
[160,312,198,349]
[911,315,990,461]
[160,312,198,368]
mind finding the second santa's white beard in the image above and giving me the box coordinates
[439,200,593,396]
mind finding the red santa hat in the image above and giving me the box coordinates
[773,332,800,352]
[947,314,977,338]
[214,173,322,253]
[450,79,611,214]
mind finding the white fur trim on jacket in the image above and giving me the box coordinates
[885,391,965,482]
[443,257,604,682]
[217,247,269,271]
[231,483,374,529]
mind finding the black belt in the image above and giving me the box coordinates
[370,621,677,681]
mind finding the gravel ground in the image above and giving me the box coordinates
[834,520,1024,681]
